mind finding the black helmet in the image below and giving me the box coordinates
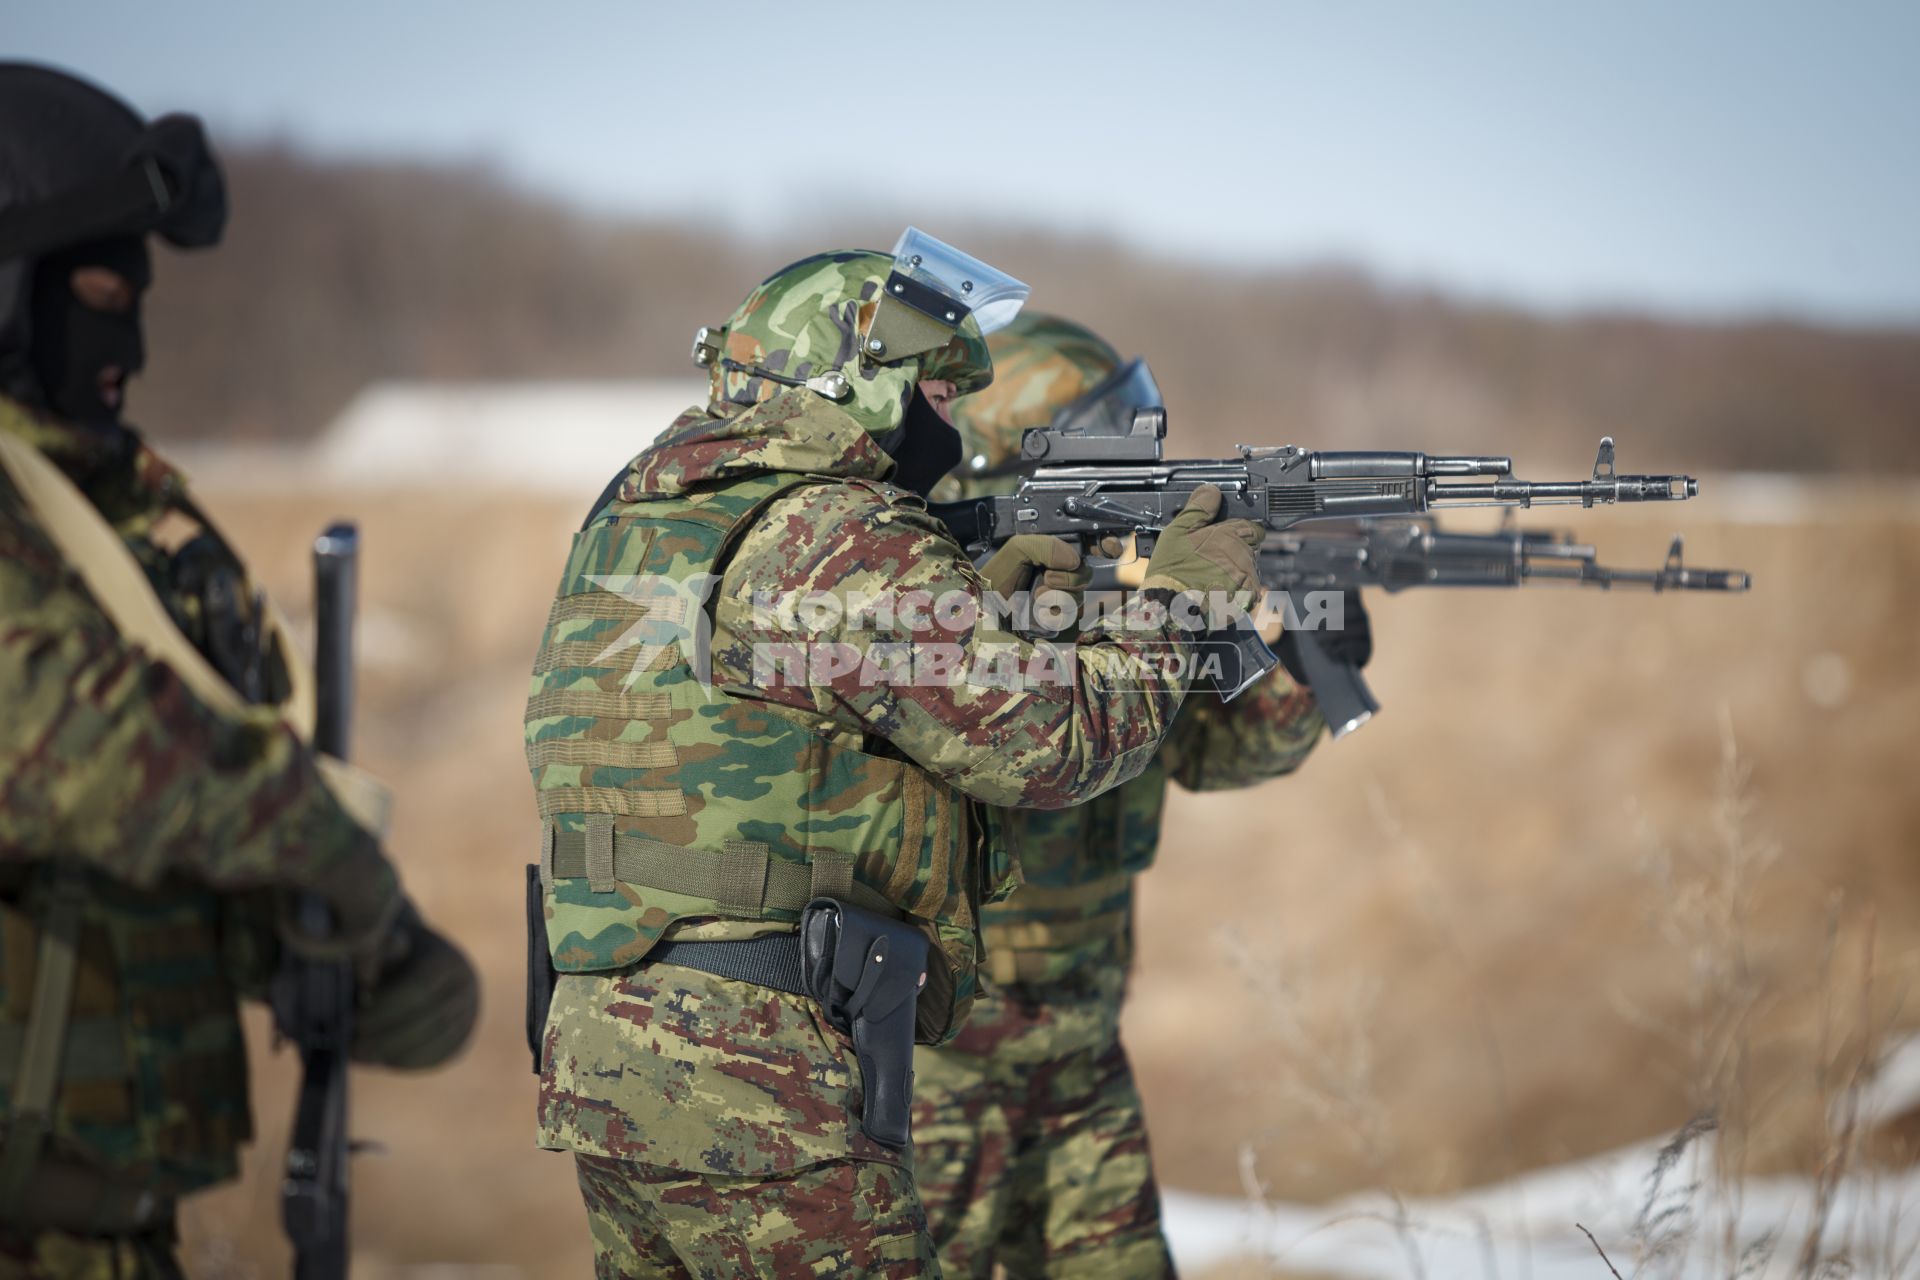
[0,63,226,422]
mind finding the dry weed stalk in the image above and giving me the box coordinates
[1615,710,1915,1278]
[1368,784,1533,1280]
[1613,709,1784,1275]
[1220,927,1429,1280]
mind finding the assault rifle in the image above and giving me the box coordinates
[930,409,1705,701]
[1257,517,1751,736]
[271,523,360,1280]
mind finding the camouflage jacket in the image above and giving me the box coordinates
[531,388,1206,1175]
[982,672,1325,986]
[0,396,397,1192]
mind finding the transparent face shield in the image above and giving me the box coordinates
[862,228,1030,380]
[1049,358,1164,438]
[889,227,1030,334]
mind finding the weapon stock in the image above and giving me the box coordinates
[274,522,359,1280]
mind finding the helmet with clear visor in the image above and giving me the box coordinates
[690,227,1028,440]
[940,313,1160,500]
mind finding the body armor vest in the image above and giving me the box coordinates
[979,752,1169,986]
[526,471,992,1039]
[0,401,269,1197]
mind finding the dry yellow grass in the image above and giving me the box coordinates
[163,479,1919,1275]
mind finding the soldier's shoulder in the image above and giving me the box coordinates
[726,479,961,596]
[753,476,944,544]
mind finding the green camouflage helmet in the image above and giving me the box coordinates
[945,312,1122,489]
[692,232,1028,439]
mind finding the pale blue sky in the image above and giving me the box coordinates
[11,0,1918,323]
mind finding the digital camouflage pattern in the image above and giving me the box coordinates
[539,965,900,1176]
[575,1150,935,1279]
[706,249,994,440]
[0,394,399,1198]
[911,969,1170,1279]
[915,313,1328,1274]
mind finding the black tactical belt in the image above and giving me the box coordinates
[646,933,808,998]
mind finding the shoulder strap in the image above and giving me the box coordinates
[0,432,390,838]
[0,430,278,725]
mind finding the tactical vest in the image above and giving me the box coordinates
[979,752,1170,986]
[0,414,277,1202]
[526,472,994,1040]
[0,412,385,1212]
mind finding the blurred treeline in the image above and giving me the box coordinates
[143,145,1920,473]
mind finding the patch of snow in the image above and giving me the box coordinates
[1166,1036,1920,1277]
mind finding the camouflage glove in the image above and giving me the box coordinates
[349,902,480,1070]
[979,534,1090,597]
[1141,485,1264,598]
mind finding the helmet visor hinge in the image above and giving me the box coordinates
[691,325,726,367]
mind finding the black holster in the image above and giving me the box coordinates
[525,864,557,1074]
[799,898,929,1150]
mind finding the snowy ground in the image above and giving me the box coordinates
[1163,1038,1920,1279]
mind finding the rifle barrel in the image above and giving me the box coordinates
[1431,476,1698,506]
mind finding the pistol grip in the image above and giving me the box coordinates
[1284,615,1378,739]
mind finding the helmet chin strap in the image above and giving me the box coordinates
[718,358,852,403]
[881,388,962,497]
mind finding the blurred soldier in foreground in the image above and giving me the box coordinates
[526,234,1268,1275]
[0,65,476,1278]
[913,314,1350,1278]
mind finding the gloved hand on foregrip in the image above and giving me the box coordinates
[1142,484,1264,599]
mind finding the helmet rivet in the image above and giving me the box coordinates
[892,282,905,294]
[910,254,922,267]
[867,337,886,354]
[945,310,957,322]
[960,280,973,293]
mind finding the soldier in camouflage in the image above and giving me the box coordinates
[913,314,1334,1278]
[0,65,477,1278]
[526,234,1269,1276]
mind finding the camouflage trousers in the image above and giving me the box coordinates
[574,1152,938,1278]
[0,1225,181,1280]
[910,966,1175,1279]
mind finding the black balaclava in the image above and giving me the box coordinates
[883,387,964,497]
[27,236,150,428]
[0,63,225,437]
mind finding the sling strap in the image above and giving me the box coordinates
[0,429,391,838]
[541,825,894,920]
[0,1020,130,1086]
